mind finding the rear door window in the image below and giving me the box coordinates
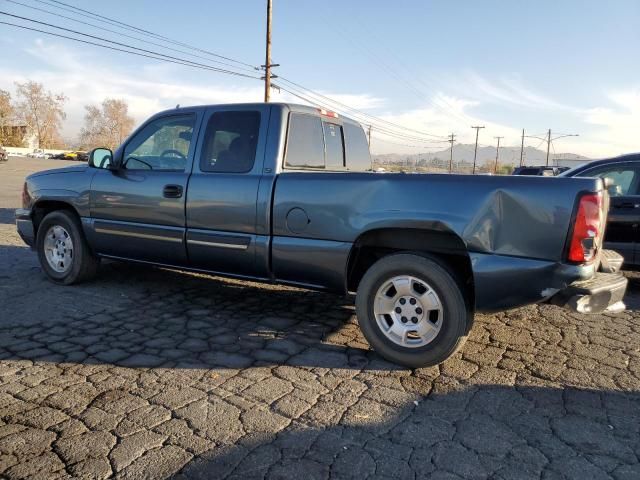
[285,114,325,168]
[200,111,260,173]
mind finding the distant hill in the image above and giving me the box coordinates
[373,144,590,168]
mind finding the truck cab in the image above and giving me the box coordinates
[85,103,371,281]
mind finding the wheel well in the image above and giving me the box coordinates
[347,228,474,309]
[32,200,79,236]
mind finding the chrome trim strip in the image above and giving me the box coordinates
[95,228,182,243]
[187,239,248,250]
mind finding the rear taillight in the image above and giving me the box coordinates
[568,192,603,263]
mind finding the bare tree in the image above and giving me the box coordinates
[15,81,67,148]
[80,98,135,150]
[0,90,14,145]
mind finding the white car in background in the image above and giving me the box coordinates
[27,149,51,159]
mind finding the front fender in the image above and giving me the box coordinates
[31,189,91,217]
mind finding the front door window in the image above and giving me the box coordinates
[123,115,195,171]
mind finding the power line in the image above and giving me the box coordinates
[9,1,450,145]
[277,77,447,140]
[3,0,259,73]
[273,81,449,144]
[2,8,446,146]
[5,0,490,152]
[31,0,258,69]
[0,20,262,80]
[371,135,447,150]
[0,11,261,79]
[273,83,448,145]
[313,9,476,127]
[347,13,478,126]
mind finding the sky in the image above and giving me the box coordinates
[0,0,639,158]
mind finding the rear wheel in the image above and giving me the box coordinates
[36,210,99,285]
[355,253,469,368]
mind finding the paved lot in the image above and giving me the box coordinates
[0,156,639,479]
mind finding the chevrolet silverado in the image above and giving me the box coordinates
[15,103,628,367]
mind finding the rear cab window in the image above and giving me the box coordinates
[284,112,371,172]
[285,114,325,169]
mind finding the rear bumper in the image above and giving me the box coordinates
[599,249,624,273]
[549,272,627,314]
[15,208,35,248]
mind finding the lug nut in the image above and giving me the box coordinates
[395,307,402,314]
[401,316,407,323]
[416,307,423,315]
[399,298,406,305]
[411,317,418,323]
[409,298,416,305]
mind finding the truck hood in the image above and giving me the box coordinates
[27,164,88,179]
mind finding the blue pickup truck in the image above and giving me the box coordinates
[15,103,627,367]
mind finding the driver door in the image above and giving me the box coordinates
[89,111,202,264]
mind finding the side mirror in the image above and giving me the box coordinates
[89,147,116,170]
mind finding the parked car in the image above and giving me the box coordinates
[15,103,627,367]
[561,153,640,268]
[75,151,89,162]
[0,146,7,162]
[50,153,68,160]
[27,149,52,159]
[512,165,569,176]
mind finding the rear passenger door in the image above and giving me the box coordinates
[578,162,640,265]
[185,105,271,277]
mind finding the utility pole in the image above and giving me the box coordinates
[448,133,456,173]
[471,126,485,174]
[493,136,503,174]
[520,128,525,166]
[545,128,551,166]
[263,0,273,102]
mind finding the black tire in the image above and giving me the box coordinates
[355,253,469,368]
[36,210,99,285]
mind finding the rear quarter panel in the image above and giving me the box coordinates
[271,172,602,298]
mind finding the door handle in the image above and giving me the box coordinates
[163,184,183,198]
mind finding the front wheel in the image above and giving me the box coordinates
[36,210,99,285]
[355,253,470,368]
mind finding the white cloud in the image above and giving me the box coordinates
[459,71,576,112]
[579,88,640,156]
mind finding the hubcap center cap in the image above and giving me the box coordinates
[393,296,424,324]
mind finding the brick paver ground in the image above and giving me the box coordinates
[0,157,639,479]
